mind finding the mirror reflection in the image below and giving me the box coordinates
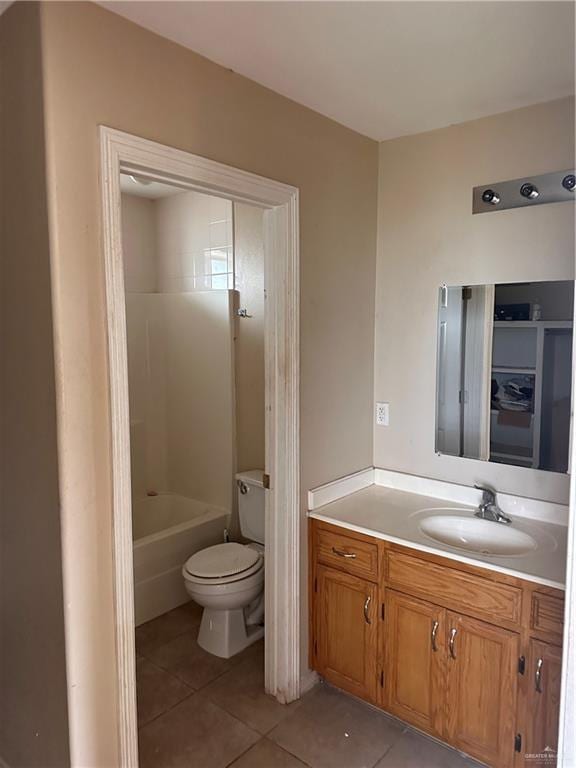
[436,280,573,473]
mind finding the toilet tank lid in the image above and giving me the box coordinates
[235,470,264,488]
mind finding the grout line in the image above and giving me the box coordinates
[137,688,196,731]
[369,741,394,768]
[167,645,252,692]
[194,697,262,756]
[265,737,315,768]
[138,633,263,700]
[137,653,196,690]
[136,623,203,660]
[171,664,231,693]
[222,736,264,768]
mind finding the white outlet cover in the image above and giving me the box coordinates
[376,402,389,426]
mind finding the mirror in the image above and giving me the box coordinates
[436,280,574,473]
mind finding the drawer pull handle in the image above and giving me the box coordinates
[332,547,357,559]
[431,620,439,652]
[449,628,457,659]
[363,596,372,624]
[535,657,544,693]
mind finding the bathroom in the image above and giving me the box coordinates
[120,176,269,725]
[2,3,576,768]
[119,125,574,766]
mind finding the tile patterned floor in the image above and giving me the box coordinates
[136,603,484,768]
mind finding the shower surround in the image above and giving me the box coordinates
[126,290,236,623]
[121,187,237,623]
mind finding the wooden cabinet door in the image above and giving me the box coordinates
[446,612,519,768]
[315,565,378,702]
[523,639,562,766]
[384,590,446,737]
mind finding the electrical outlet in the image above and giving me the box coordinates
[376,402,389,426]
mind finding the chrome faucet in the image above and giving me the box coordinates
[474,485,511,525]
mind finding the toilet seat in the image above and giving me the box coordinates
[183,543,263,585]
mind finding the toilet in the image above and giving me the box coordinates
[182,470,265,659]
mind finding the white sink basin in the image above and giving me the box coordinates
[419,515,537,556]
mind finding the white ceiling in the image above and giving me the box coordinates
[98,1,574,141]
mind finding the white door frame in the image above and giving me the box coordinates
[558,278,576,767]
[99,126,300,766]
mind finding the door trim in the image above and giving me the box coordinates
[99,126,300,765]
[558,282,576,767]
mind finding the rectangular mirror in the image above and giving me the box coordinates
[436,280,574,473]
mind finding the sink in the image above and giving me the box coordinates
[419,515,537,556]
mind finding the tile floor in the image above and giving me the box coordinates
[136,603,484,768]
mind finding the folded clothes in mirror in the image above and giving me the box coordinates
[491,376,534,412]
[497,410,532,428]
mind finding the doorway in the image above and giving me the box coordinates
[100,127,300,765]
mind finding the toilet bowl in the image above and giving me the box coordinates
[183,541,264,658]
[182,470,266,659]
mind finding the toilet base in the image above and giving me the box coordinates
[197,606,264,659]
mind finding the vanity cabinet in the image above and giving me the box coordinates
[384,590,445,736]
[309,519,564,768]
[523,639,562,764]
[314,564,378,702]
[384,593,518,766]
[444,613,518,767]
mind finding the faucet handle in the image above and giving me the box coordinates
[474,484,496,503]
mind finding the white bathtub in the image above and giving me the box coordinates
[133,494,230,626]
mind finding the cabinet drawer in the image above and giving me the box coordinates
[316,527,378,581]
[531,592,564,640]
[386,551,521,625]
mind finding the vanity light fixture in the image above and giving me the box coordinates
[481,189,500,205]
[473,169,576,213]
[520,182,539,200]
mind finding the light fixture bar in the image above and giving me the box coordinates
[473,169,575,214]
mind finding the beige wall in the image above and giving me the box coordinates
[234,203,265,473]
[0,3,70,766]
[4,5,573,766]
[39,2,378,764]
[374,98,575,504]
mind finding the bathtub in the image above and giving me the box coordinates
[133,494,230,626]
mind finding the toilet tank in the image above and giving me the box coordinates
[236,470,265,544]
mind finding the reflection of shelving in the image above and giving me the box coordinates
[490,320,573,469]
[491,452,533,468]
[492,450,533,460]
[492,366,535,375]
[491,446,533,459]
[494,321,573,329]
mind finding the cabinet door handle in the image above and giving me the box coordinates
[449,628,457,659]
[535,657,544,693]
[363,596,372,624]
[332,547,356,559]
[431,620,439,652]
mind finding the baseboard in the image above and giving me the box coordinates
[308,468,374,510]
[299,667,319,698]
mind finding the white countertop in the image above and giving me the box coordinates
[309,485,567,590]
